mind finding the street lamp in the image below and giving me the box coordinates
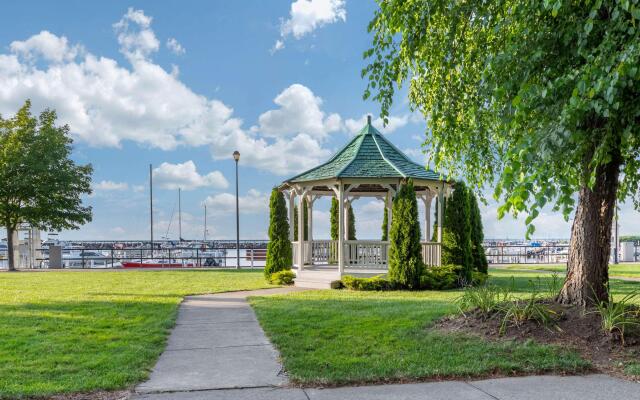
[233,150,240,269]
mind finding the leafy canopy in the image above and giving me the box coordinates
[0,100,92,231]
[364,0,640,236]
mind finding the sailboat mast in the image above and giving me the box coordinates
[204,204,207,242]
[178,187,182,242]
[149,164,154,251]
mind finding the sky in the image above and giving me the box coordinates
[0,0,638,241]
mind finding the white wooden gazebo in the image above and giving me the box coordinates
[280,117,452,287]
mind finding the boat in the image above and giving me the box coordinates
[122,259,194,268]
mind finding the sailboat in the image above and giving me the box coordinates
[122,169,193,268]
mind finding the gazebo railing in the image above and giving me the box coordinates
[292,240,442,269]
[421,242,442,267]
[344,240,388,268]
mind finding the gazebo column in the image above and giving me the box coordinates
[422,194,433,241]
[385,191,393,239]
[306,196,317,265]
[296,188,309,271]
[288,191,295,242]
[337,182,345,275]
[437,185,444,243]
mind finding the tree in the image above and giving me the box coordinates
[265,188,292,278]
[381,207,388,241]
[388,179,423,289]
[292,200,308,241]
[330,197,339,240]
[347,203,356,240]
[441,182,472,283]
[468,192,488,274]
[364,1,640,306]
[0,101,92,271]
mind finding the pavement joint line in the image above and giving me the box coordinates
[166,343,272,352]
[136,384,279,395]
[464,381,501,400]
[175,320,257,325]
[301,388,312,400]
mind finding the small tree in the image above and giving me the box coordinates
[381,207,388,241]
[0,101,92,271]
[265,188,292,279]
[330,197,339,240]
[388,179,423,289]
[468,192,488,274]
[441,182,472,282]
[347,203,356,240]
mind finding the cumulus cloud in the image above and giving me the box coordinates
[0,9,336,176]
[113,8,159,61]
[344,114,411,135]
[203,189,269,215]
[166,37,185,55]
[152,161,228,190]
[93,180,129,191]
[280,0,346,39]
[270,40,285,54]
[256,84,341,139]
[10,31,83,63]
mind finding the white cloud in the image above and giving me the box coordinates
[203,189,269,215]
[93,180,129,191]
[256,84,341,139]
[270,40,285,54]
[152,161,228,190]
[10,31,82,63]
[113,8,159,61]
[166,38,185,55]
[110,226,126,235]
[344,114,410,135]
[0,10,336,177]
[280,0,346,39]
[132,185,146,193]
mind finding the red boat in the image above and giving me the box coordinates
[122,260,194,268]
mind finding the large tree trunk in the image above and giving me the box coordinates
[6,225,16,272]
[557,158,620,307]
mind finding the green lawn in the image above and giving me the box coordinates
[0,269,272,398]
[250,269,640,386]
[502,263,640,279]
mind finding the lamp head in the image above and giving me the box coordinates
[233,150,240,161]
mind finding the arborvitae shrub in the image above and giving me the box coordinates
[388,179,424,289]
[468,193,488,274]
[265,189,292,279]
[441,181,472,283]
[381,207,388,241]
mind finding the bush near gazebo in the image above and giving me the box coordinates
[441,181,473,284]
[388,179,423,289]
[265,188,292,280]
[469,193,488,274]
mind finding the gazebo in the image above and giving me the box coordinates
[280,116,452,287]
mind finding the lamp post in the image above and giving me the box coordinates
[233,150,240,269]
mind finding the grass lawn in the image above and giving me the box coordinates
[0,269,272,398]
[501,263,640,279]
[250,269,640,386]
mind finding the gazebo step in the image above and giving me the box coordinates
[294,278,333,289]
[293,269,340,289]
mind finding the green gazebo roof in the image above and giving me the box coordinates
[285,118,441,183]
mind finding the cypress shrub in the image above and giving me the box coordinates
[388,179,424,289]
[381,207,388,241]
[469,192,488,274]
[347,203,356,240]
[265,188,292,279]
[441,181,472,283]
[330,197,339,240]
[431,196,445,242]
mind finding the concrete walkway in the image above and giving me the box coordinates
[133,288,640,400]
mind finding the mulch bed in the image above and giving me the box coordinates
[436,301,640,377]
